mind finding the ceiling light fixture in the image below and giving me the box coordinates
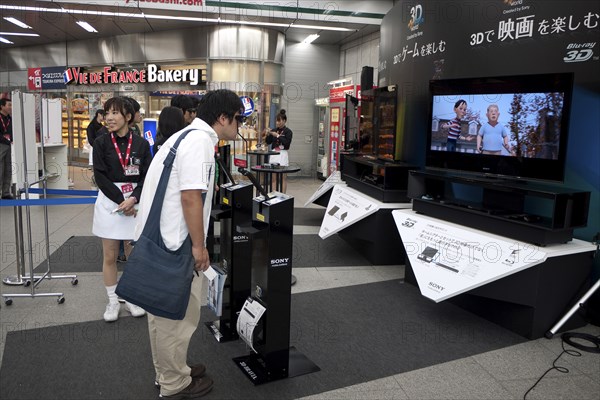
[0,5,357,32]
[3,17,32,29]
[0,32,40,37]
[0,36,14,44]
[76,21,98,33]
[302,34,320,44]
[292,24,354,32]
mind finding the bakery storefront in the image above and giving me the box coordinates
[1,25,285,165]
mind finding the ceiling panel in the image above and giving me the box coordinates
[0,0,382,50]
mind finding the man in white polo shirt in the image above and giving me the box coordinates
[135,89,243,399]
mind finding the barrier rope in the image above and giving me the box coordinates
[0,188,98,207]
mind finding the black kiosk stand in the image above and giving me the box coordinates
[233,168,320,385]
[205,155,254,342]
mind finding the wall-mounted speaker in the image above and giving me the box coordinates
[361,66,374,91]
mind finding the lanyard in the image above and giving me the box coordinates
[110,132,133,172]
[0,115,9,132]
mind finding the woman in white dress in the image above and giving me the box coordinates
[92,97,152,322]
[263,109,293,193]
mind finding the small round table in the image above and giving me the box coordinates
[247,150,279,167]
[250,166,301,193]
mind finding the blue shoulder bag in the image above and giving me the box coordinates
[116,129,202,320]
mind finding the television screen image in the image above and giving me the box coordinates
[429,91,566,160]
[425,73,574,183]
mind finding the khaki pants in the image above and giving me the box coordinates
[148,273,205,396]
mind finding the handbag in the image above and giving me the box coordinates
[82,139,92,155]
[116,128,199,320]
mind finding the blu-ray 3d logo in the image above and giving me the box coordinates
[563,43,597,63]
[408,4,424,32]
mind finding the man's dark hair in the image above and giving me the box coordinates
[196,89,243,126]
[0,98,11,108]
[170,95,194,113]
[122,97,140,113]
[92,109,105,120]
[190,96,201,112]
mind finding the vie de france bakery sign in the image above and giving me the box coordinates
[63,64,204,86]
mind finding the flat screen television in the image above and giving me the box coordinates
[425,72,574,183]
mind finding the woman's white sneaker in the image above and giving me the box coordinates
[104,302,120,322]
[125,302,146,317]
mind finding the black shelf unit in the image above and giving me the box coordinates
[408,170,591,246]
[341,155,417,203]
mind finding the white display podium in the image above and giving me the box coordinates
[394,209,596,339]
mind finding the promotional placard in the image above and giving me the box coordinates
[143,118,157,155]
[392,209,547,302]
[328,107,340,175]
[319,184,379,239]
[28,67,67,90]
[303,171,345,207]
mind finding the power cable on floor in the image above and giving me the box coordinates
[523,332,600,399]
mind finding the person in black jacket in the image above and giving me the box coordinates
[86,109,105,168]
[123,97,142,136]
[0,98,13,199]
[92,96,152,322]
[153,106,185,155]
[171,94,196,125]
[263,109,293,192]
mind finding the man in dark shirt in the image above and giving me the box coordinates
[123,97,142,136]
[0,98,13,199]
[171,95,196,125]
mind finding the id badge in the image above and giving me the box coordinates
[121,183,134,195]
[124,165,140,176]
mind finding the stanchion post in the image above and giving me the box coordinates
[546,279,600,338]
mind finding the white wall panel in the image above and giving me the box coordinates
[339,33,381,87]
[282,43,340,177]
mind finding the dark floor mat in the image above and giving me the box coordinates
[33,235,108,273]
[293,207,325,226]
[0,280,526,400]
[293,234,373,267]
[34,231,368,273]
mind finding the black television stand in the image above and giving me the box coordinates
[408,170,591,246]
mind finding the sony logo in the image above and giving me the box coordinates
[239,362,258,380]
[209,324,223,340]
[270,258,290,267]
[233,235,249,241]
[428,282,445,291]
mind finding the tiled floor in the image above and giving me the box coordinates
[1,171,598,400]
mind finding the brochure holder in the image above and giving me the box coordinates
[233,170,319,384]
[205,180,254,342]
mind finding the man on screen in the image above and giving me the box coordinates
[477,104,512,155]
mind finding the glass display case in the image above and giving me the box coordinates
[374,85,399,161]
[358,89,375,156]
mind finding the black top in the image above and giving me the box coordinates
[153,136,166,156]
[0,113,12,146]
[86,120,105,147]
[265,126,293,150]
[131,124,142,137]
[92,130,151,205]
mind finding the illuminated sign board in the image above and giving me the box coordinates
[63,64,204,86]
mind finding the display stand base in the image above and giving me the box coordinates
[205,321,238,343]
[3,275,27,286]
[233,346,320,385]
